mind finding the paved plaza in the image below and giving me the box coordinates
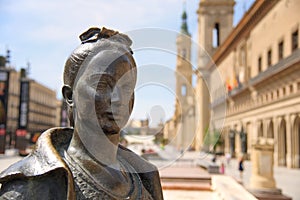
[178,151,300,200]
[154,147,300,200]
[223,156,300,200]
[0,149,21,172]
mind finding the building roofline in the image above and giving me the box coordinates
[197,0,235,14]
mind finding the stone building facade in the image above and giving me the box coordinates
[0,64,63,152]
[208,0,300,168]
[25,79,57,133]
[0,68,20,150]
[163,118,175,142]
[5,69,20,134]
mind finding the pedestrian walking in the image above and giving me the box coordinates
[225,153,231,166]
[212,154,217,163]
[238,156,244,179]
[220,162,225,174]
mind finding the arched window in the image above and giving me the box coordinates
[258,56,262,73]
[267,120,274,138]
[258,122,263,137]
[279,119,287,166]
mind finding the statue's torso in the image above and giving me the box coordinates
[0,128,162,200]
[63,151,154,200]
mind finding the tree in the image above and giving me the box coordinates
[0,56,6,67]
[203,128,224,154]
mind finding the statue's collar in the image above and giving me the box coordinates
[0,127,73,179]
[0,127,76,199]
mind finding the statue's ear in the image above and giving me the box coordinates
[62,85,73,106]
[129,93,134,113]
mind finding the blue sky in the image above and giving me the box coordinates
[0,0,254,123]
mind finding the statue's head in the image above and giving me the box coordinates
[62,27,136,135]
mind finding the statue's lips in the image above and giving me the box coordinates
[106,112,123,120]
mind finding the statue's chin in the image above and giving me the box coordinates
[100,124,121,135]
[97,117,128,134]
[103,130,120,135]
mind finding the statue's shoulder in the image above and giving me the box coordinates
[0,128,73,199]
[0,127,73,182]
[118,144,158,173]
[0,167,68,200]
[118,145,164,200]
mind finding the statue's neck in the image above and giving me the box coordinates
[67,125,120,166]
[66,129,133,198]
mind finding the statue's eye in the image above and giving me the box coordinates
[97,81,107,89]
[86,76,100,88]
[87,74,115,91]
[122,84,132,92]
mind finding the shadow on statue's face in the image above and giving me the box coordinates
[74,51,136,135]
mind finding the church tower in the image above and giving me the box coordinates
[176,10,192,98]
[198,0,235,56]
[195,0,235,150]
[174,9,195,150]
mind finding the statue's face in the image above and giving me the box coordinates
[74,50,136,135]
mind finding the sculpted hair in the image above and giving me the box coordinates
[63,27,135,89]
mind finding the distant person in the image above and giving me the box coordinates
[220,162,225,174]
[238,156,244,179]
[212,154,217,163]
[225,153,231,166]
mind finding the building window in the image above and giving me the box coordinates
[181,49,186,59]
[289,84,293,93]
[270,92,273,100]
[267,49,272,67]
[258,56,262,73]
[247,66,251,80]
[240,46,246,67]
[278,40,284,60]
[292,29,298,52]
[212,23,220,48]
[181,84,186,96]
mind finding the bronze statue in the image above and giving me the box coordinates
[0,27,164,200]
